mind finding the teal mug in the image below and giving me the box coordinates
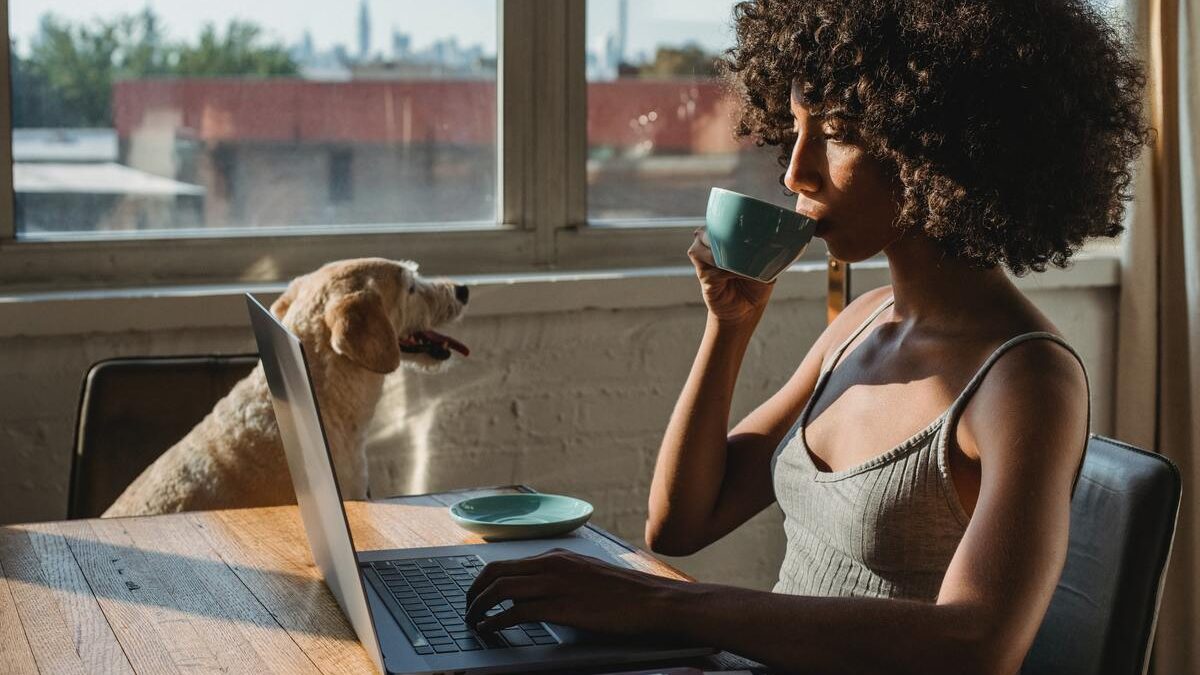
[703,187,816,283]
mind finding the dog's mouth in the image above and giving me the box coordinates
[398,330,470,361]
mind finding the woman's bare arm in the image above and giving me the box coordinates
[658,339,1089,674]
[646,284,893,555]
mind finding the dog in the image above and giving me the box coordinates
[103,258,470,517]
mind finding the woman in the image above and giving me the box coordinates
[466,0,1150,672]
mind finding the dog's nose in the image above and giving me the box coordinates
[455,284,470,304]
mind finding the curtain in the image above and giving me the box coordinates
[1116,0,1200,672]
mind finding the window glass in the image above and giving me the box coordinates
[586,0,797,227]
[9,0,497,238]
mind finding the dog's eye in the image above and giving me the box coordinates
[408,284,416,294]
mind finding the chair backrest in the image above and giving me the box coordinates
[1022,435,1182,675]
[67,354,258,519]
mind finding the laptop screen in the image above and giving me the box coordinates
[246,294,386,672]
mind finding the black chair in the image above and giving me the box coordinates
[67,354,259,519]
[1023,435,1182,675]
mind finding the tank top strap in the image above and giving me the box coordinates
[943,331,1092,493]
[821,295,896,374]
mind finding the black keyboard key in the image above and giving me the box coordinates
[407,609,433,620]
[433,643,459,653]
[449,629,475,639]
[480,632,506,649]
[531,634,558,645]
[414,645,435,655]
[426,634,454,644]
[500,629,533,647]
[518,622,543,631]
[371,561,393,570]
[441,620,467,632]
[455,637,483,651]
[362,569,429,649]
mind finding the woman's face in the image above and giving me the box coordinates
[785,84,903,262]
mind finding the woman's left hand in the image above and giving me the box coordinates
[464,548,684,636]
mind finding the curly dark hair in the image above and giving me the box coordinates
[724,0,1152,274]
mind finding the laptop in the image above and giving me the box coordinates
[246,294,714,675]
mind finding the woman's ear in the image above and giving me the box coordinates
[323,290,401,374]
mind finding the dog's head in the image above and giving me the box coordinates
[271,258,470,374]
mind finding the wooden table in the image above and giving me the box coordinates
[0,486,760,674]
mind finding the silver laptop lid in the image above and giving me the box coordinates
[246,294,385,673]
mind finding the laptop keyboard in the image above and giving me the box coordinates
[363,554,560,655]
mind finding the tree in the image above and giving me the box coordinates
[637,44,720,79]
[172,21,298,77]
[12,9,298,127]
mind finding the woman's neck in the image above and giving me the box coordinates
[880,229,1016,329]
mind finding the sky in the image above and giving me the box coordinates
[9,0,739,59]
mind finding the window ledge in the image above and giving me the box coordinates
[0,253,1119,338]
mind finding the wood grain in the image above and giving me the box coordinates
[26,522,133,675]
[0,554,39,675]
[0,527,93,674]
[0,486,759,674]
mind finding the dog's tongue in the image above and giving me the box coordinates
[420,330,470,356]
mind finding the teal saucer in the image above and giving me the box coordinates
[449,494,593,541]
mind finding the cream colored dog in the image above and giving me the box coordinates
[103,258,470,517]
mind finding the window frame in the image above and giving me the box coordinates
[0,0,708,291]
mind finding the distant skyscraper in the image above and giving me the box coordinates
[616,0,628,66]
[301,30,315,61]
[358,0,371,59]
[392,29,411,59]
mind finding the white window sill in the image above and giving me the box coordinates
[0,253,1119,339]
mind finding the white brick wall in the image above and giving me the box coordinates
[0,265,1118,590]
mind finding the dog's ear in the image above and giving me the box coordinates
[324,290,401,374]
[271,280,300,320]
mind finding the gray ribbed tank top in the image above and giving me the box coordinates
[770,296,1090,601]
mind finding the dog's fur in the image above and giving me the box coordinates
[103,258,467,517]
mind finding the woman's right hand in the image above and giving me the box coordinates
[688,228,774,326]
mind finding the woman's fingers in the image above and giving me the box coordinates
[464,574,549,627]
[474,599,556,633]
[688,234,717,269]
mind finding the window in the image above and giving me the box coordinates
[6,0,497,239]
[2,0,1125,289]
[585,0,794,225]
[329,149,353,204]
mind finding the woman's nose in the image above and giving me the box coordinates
[783,133,822,195]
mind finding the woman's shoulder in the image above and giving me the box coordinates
[827,285,895,336]
[805,285,895,368]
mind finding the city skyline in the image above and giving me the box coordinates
[9,0,738,61]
